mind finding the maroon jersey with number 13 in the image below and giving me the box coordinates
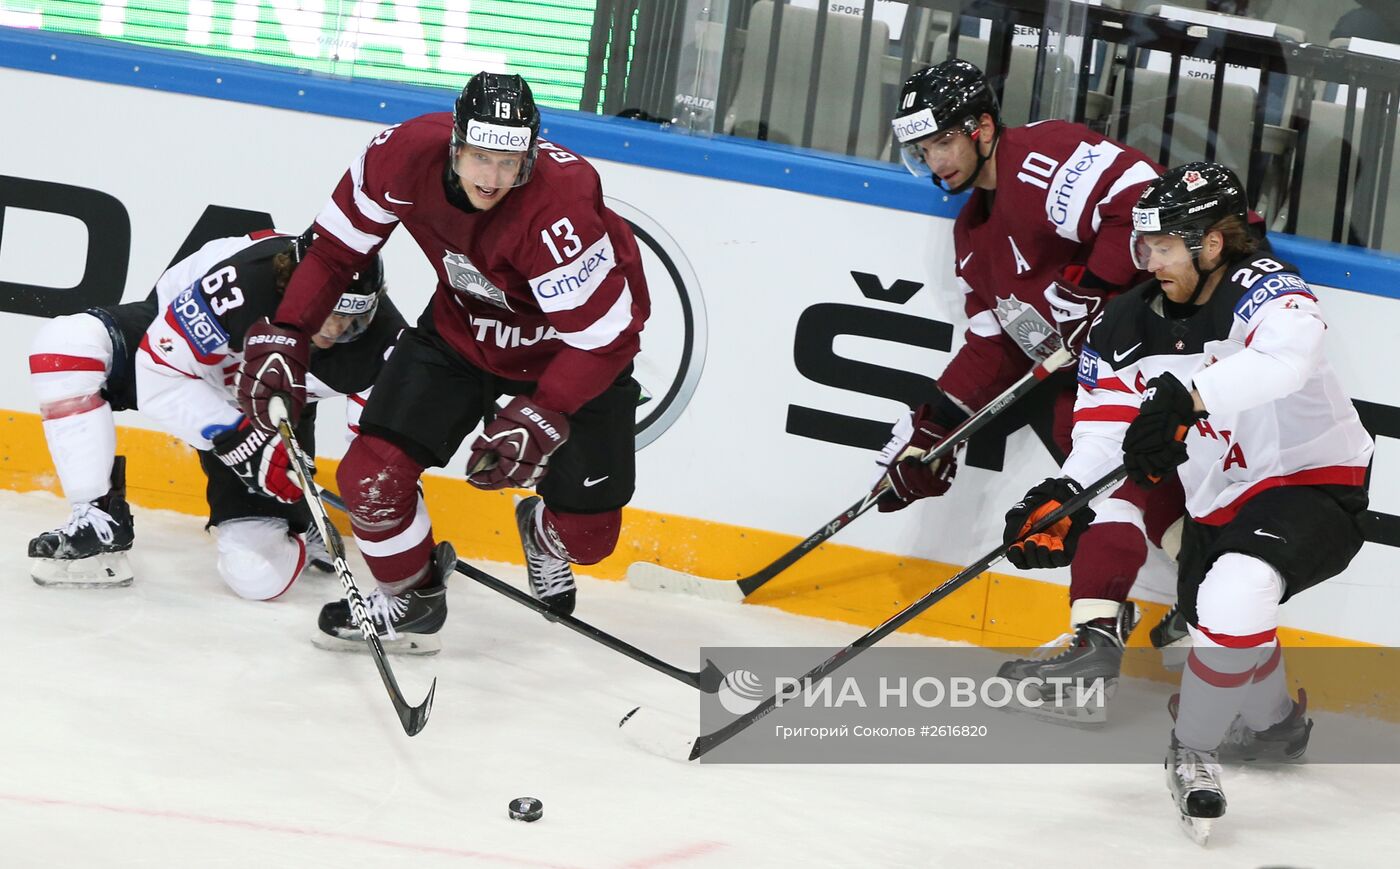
[275,112,650,415]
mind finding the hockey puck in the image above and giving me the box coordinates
[508,797,543,822]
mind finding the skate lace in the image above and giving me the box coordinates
[527,548,575,597]
[303,524,333,568]
[1175,746,1224,791]
[355,587,409,641]
[1027,631,1078,661]
[60,503,118,545]
[1221,715,1254,748]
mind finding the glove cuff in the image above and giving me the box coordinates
[213,423,270,467]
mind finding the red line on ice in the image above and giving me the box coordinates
[619,841,727,868]
[0,792,582,867]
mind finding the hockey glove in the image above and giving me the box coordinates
[1123,372,1199,488]
[1043,279,1104,355]
[236,318,310,433]
[1002,477,1097,569]
[876,400,964,513]
[467,395,571,490]
[212,418,308,504]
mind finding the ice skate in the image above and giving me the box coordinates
[1169,688,1313,762]
[313,541,454,655]
[516,495,576,619]
[1151,602,1191,669]
[29,457,135,588]
[997,603,1137,725]
[1166,735,1226,845]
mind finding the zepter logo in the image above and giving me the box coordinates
[604,197,707,450]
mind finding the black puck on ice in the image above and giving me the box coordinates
[508,797,543,822]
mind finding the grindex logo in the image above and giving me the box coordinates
[465,119,531,152]
[892,108,936,143]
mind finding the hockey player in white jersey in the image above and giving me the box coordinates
[1000,163,1373,843]
[27,230,402,599]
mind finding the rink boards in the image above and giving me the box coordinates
[2,28,1399,650]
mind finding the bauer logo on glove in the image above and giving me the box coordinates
[466,395,571,490]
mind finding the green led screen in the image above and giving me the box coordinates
[1,1,601,108]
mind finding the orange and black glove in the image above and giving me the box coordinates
[1002,477,1096,569]
[1123,372,1199,488]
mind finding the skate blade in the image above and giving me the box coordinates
[1221,744,1307,764]
[1177,812,1214,846]
[997,682,1113,729]
[311,631,441,656]
[31,553,133,588]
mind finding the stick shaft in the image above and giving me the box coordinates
[270,401,435,736]
[316,488,725,695]
[690,465,1126,759]
[733,346,1073,596]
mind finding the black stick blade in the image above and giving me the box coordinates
[696,659,726,693]
[688,695,780,761]
[399,677,437,737]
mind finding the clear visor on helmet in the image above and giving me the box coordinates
[1130,230,1195,272]
[892,106,938,178]
[900,142,934,178]
[322,290,379,344]
[452,118,535,189]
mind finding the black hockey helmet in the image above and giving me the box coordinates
[293,228,385,343]
[1131,162,1248,272]
[891,59,1001,193]
[451,71,541,187]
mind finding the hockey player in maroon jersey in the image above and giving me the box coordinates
[883,59,1184,706]
[235,72,650,653]
[26,229,400,599]
[1002,162,1372,841]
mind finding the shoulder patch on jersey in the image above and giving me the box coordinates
[1077,347,1100,388]
[170,284,230,357]
[1047,139,1124,241]
[1233,272,1315,322]
[531,233,615,314]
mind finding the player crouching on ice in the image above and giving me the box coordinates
[27,230,400,599]
[234,72,649,655]
[1000,162,1371,842]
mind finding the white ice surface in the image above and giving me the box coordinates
[3,488,1397,868]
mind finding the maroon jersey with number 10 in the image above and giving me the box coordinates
[273,113,650,415]
[940,120,1160,412]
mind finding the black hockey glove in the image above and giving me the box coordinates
[236,318,310,433]
[1123,372,1199,488]
[212,419,309,504]
[1002,477,1096,569]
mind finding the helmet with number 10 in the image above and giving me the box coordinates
[891,59,1002,193]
